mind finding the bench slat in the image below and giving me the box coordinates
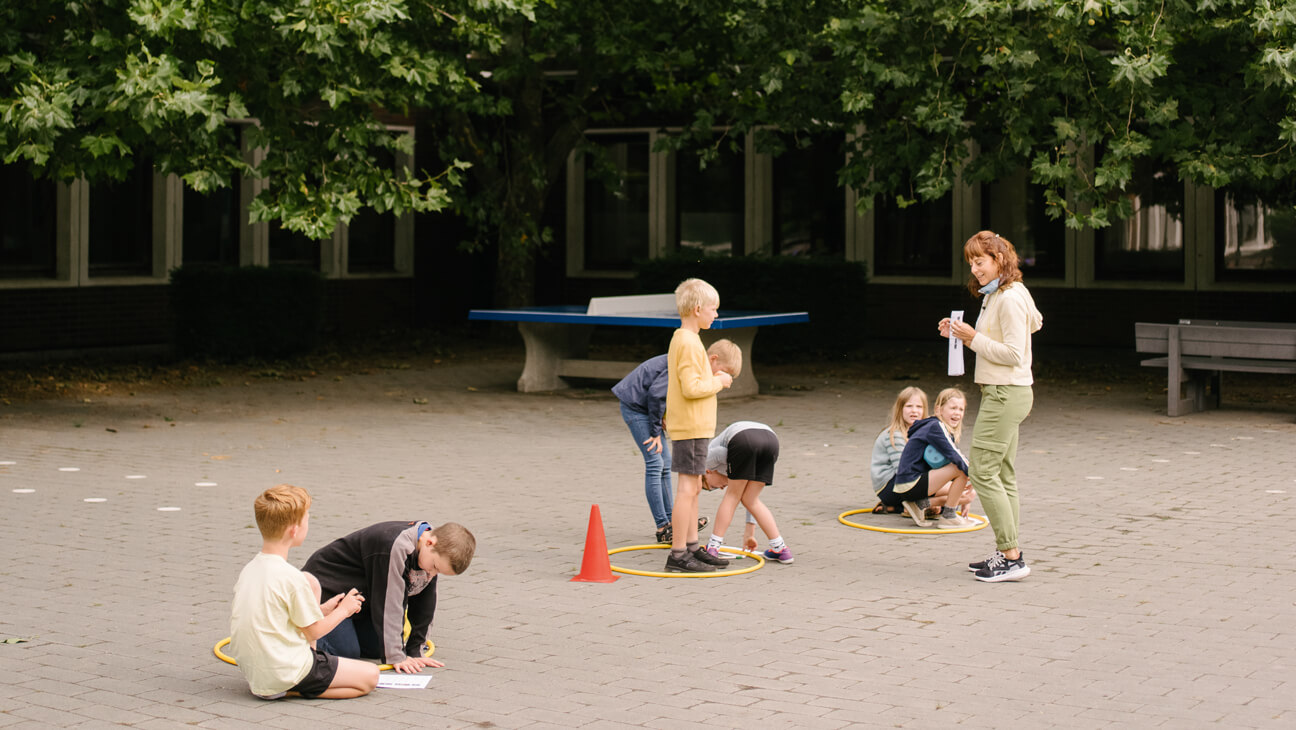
[1134,322,1296,359]
[1140,356,1296,375]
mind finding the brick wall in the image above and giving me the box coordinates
[0,285,172,353]
[1,278,417,355]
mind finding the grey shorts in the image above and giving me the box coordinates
[672,438,709,476]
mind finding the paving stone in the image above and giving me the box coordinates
[2,357,1294,727]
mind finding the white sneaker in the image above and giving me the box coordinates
[901,501,931,527]
[935,512,970,530]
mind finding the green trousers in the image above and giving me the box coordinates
[969,384,1033,551]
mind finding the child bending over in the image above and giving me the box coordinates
[703,421,793,564]
[612,340,741,544]
[303,521,475,673]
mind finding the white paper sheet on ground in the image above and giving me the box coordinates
[377,674,433,690]
[948,310,965,376]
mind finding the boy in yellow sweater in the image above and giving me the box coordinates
[664,278,739,573]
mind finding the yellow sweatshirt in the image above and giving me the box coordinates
[664,328,725,440]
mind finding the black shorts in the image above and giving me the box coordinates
[290,647,339,699]
[877,472,929,507]
[724,428,779,485]
[672,438,709,476]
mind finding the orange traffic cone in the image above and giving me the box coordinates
[571,504,619,583]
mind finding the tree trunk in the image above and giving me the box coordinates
[494,224,537,307]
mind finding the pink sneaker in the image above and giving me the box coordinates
[762,547,794,564]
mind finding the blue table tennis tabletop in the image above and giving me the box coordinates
[468,305,809,330]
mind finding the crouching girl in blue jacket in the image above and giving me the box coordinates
[887,388,976,529]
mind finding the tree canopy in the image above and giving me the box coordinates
[5,1,1296,304]
[0,0,528,236]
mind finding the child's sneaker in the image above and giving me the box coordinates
[665,552,716,573]
[935,512,969,530]
[901,501,931,527]
[973,553,1030,582]
[763,547,794,564]
[694,547,730,567]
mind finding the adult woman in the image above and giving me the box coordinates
[940,231,1043,582]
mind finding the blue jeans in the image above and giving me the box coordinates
[315,615,381,660]
[620,402,673,529]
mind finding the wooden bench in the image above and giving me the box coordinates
[469,294,809,397]
[1134,320,1296,416]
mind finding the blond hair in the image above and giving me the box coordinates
[933,387,967,443]
[254,484,311,540]
[706,338,743,379]
[674,278,719,317]
[884,386,928,448]
[431,522,476,575]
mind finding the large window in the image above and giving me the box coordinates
[583,135,650,271]
[1094,169,1184,281]
[872,193,953,276]
[983,169,1066,279]
[772,135,845,257]
[348,208,396,273]
[0,163,57,279]
[183,179,241,267]
[676,146,744,256]
[269,223,320,270]
[88,157,154,277]
[1215,191,1296,281]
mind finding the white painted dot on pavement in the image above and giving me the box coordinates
[1085,476,1104,480]
[0,460,16,465]
[195,481,218,487]
[1265,490,1286,494]
[12,489,35,494]
[157,506,181,512]
[125,475,147,480]
[1184,451,1200,455]
[1236,436,1254,440]
[58,467,80,472]
[1120,467,1139,471]
[1151,459,1170,463]
[83,498,106,503]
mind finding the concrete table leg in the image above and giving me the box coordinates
[702,326,760,398]
[516,322,593,392]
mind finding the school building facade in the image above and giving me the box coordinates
[2,125,1293,356]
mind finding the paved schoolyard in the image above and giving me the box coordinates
[1,349,1293,729]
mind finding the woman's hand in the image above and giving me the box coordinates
[949,319,977,346]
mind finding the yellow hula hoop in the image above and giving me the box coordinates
[607,544,765,578]
[838,509,989,535]
[214,616,434,671]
